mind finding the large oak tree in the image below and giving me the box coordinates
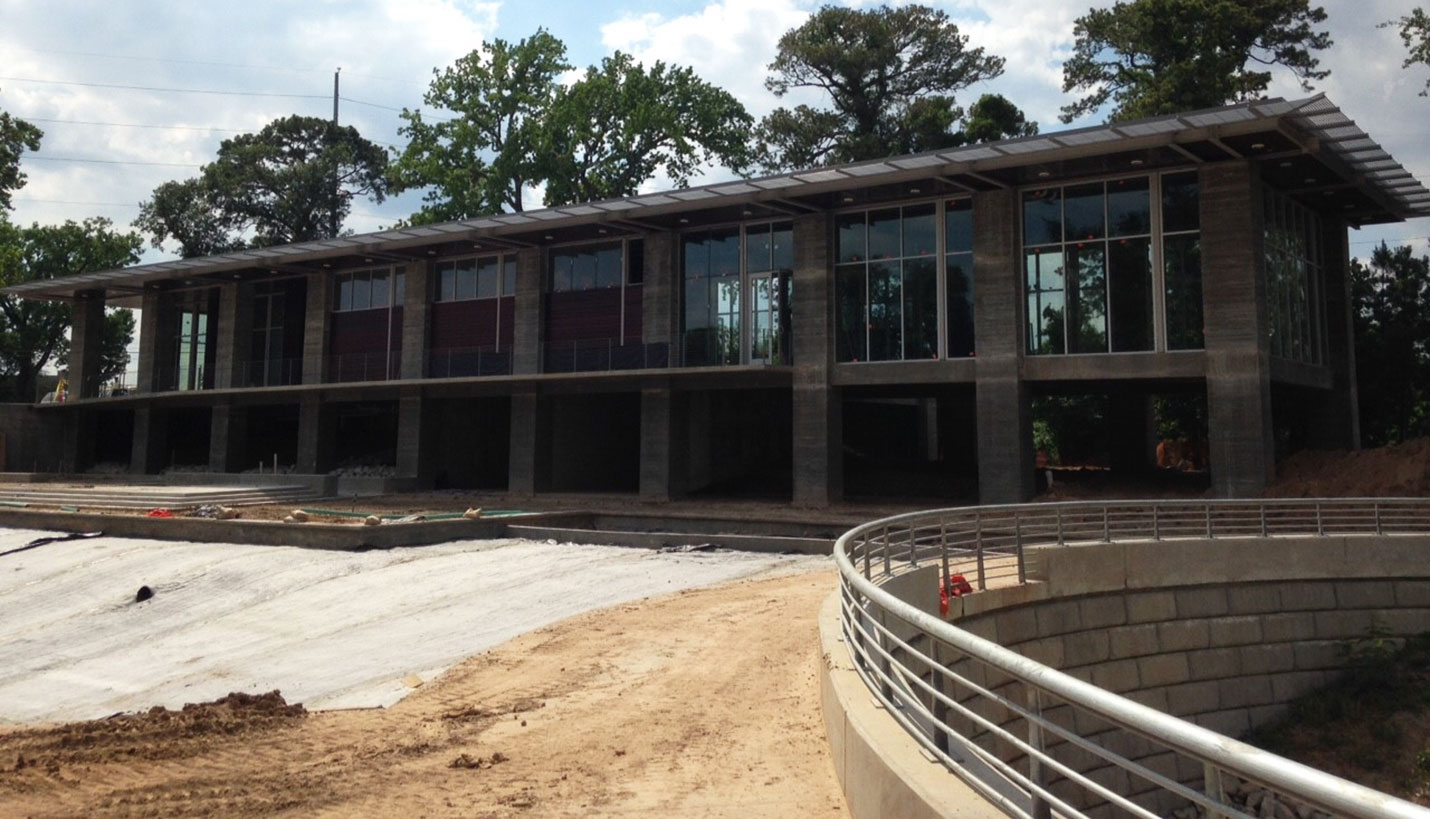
[1061,0,1331,123]
[0,96,42,212]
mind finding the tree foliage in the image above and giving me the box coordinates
[391,30,570,222]
[1387,7,1430,95]
[758,4,1006,170]
[1352,242,1430,447]
[0,218,141,401]
[540,52,753,206]
[138,115,390,256]
[393,34,753,218]
[1060,0,1331,123]
[0,98,43,212]
[960,94,1040,144]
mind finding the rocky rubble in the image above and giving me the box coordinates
[1167,781,1332,819]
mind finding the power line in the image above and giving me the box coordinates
[7,46,422,85]
[24,117,248,133]
[0,75,329,100]
[24,155,200,169]
[13,198,139,208]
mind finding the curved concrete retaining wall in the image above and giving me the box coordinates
[932,536,1430,814]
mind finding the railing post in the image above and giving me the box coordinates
[1056,508,1064,546]
[940,520,952,604]
[1204,763,1228,819]
[1026,687,1051,819]
[908,525,918,568]
[862,532,871,579]
[882,525,892,577]
[1152,505,1160,540]
[1102,506,1110,542]
[1316,502,1324,536]
[1015,514,1026,585]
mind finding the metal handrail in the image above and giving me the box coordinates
[833,498,1430,819]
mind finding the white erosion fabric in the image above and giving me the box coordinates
[0,530,826,723]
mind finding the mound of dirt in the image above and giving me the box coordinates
[2,690,304,775]
[1267,438,1430,498]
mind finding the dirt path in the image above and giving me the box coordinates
[0,568,848,818]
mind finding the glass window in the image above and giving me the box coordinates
[1107,176,1151,237]
[1108,238,1153,352]
[596,246,623,289]
[394,271,406,306]
[771,223,793,271]
[1063,183,1105,242]
[1026,247,1065,355]
[684,236,707,279]
[439,264,457,301]
[1164,235,1203,350]
[868,209,901,260]
[708,230,739,277]
[837,213,866,263]
[453,260,476,300]
[503,259,517,295]
[371,271,389,309]
[1163,172,1200,233]
[868,261,902,361]
[336,276,353,311]
[351,272,371,310]
[1023,188,1061,246]
[902,204,936,257]
[476,259,499,299]
[627,240,644,284]
[903,257,938,359]
[746,224,772,272]
[945,199,973,254]
[946,252,974,358]
[1066,244,1107,353]
[836,264,867,362]
[572,250,597,291]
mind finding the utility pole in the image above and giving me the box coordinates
[330,68,340,238]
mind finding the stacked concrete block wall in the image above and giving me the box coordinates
[884,537,1430,816]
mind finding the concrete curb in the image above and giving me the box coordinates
[818,591,1003,819]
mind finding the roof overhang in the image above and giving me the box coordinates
[10,94,1427,303]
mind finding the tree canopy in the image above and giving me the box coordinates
[391,30,570,222]
[0,218,141,401]
[758,4,1007,170]
[1352,242,1430,447]
[0,98,43,212]
[1060,0,1331,123]
[1388,7,1430,95]
[137,115,390,256]
[392,33,753,219]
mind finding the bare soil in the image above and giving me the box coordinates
[1267,437,1430,498]
[0,568,848,818]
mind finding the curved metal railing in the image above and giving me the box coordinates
[833,498,1430,819]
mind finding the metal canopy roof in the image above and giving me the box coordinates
[8,94,1427,301]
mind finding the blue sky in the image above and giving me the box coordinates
[2,0,1427,262]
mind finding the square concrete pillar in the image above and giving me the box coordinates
[508,392,542,495]
[212,282,252,390]
[401,260,432,380]
[68,289,106,399]
[60,409,95,474]
[642,233,680,365]
[302,271,332,385]
[131,406,168,475]
[972,188,1035,504]
[639,386,685,500]
[396,394,426,479]
[208,403,246,473]
[296,395,333,474]
[790,212,842,506]
[1201,162,1274,497]
[512,249,545,375]
[1306,216,1360,450]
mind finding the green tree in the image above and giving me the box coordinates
[1061,0,1331,123]
[1351,242,1430,446]
[391,30,570,222]
[758,4,1005,170]
[959,94,1040,144]
[0,218,142,401]
[138,115,390,254]
[1387,8,1430,95]
[0,98,43,212]
[539,52,753,206]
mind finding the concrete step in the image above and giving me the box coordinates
[0,486,321,509]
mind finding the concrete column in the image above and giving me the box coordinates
[642,233,680,366]
[395,393,426,479]
[68,289,106,399]
[401,260,432,380]
[1201,162,1274,497]
[302,271,332,385]
[512,248,545,375]
[296,395,333,474]
[136,290,163,393]
[208,403,246,473]
[972,188,1035,503]
[130,406,168,474]
[508,392,541,494]
[212,282,251,389]
[639,387,684,500]
[60,409,94,473]
[790,212,842,506]
[1306,217,1360,450]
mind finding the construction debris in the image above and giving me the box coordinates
[135,586,154,603]
[463,508,483,520]
[290,510,310,522]
[362,515,382,526]
[188,505,240,520]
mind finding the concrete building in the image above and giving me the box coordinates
[9,95,1427,504]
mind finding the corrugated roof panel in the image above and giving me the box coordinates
[592,200,641,211]
[559,205,602,216]
[630,194,678,205]
[997,138,1060,155]
[711,182,759,194]
[1054,129,1122,146]
[842,162,894,177]
[1184,108,1256,126]
[793,169,848,183]
[1115,118,1183,137]
[670,188,718,201]
[1252,100,1296,116]
[492,214,536,225]
[524,210,566,220]
[750,176,802,190]
[889,155,945,169]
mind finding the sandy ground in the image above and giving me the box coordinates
[0,567,848,818]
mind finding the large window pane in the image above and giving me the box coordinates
[394,271,406,305]
[336,276,353,311]
[627,240,644,284]
[868,261,902,361]
[746,224,772,272]
[684,275,713,366]
[476,259,499,299]
[1024,189,1061,246]
[1026,248,1065,355]
[1107,176,1151,237]
[771,223,794,271]
[709,230,740,277]
[502,260,516,296]
[371,271,390,309]
[1163,172,1200,233]
[1164,234,1203,349]
[903,258,938,359]
[946,199,973,253]
[596,246,622,289]
[455,260,478,300]
[551,254,572,292]
[352,272,371,310]
[1108,237,1153,351]
[868,209,901,260]
[946,252,974,358]
[713,274,740,365]
[1067,244,1107,353]
[683,236,707,279]
[1064,183,1105,241]
[835,264,867,362]
[572,251,597,291]
[837,213,866,263]
[902,204,936,258]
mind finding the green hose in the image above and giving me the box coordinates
[299,508,528,520]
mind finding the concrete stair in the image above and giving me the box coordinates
[0,484,321,510]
